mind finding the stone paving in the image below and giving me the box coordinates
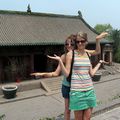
[92,106,120,120]
[0,72,120,120]
[0,95,65,120]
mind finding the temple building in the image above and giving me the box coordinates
[0,10,113,83]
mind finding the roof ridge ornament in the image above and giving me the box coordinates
[78,10,82,18]
[27,4,31,14]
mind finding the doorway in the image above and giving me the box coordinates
[34,54,47,72]
[105,52,110,63]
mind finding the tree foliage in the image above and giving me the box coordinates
[110,29,120,52]
[94,24,113,33]
[110,29,120,62]
[94,24,120,63]
[114,48,120,62]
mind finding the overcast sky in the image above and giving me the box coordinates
[0,0,120,29]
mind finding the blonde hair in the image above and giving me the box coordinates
[77,31,87,41]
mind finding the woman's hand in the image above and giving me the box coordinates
[99,60,109,64]
[47,54,69,77]
[47,54,62,62]
[30,72,45,77]
[89,60,109,76]
[96,32,108,41]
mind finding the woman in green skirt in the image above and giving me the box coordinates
[48,31,108,120]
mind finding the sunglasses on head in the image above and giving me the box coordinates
[76,40,86,44]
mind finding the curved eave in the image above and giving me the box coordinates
[89,40,113,44]
[78,16,99,35]
[0,10,79,19]
[0,42,64,47]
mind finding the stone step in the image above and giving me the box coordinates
[0,76,63,95]
[40,76,63,93]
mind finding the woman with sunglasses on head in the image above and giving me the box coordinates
[31,32,107,120]
[47,31,108,120]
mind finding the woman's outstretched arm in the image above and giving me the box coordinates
[30,54,66,78]
[89,60,109,76]
[86,32,108,55]
[47,51,72,77]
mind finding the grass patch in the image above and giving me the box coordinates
[39,113,64,120]
[109,93,120,101]
[39,117,55,120]
[97,100,103,105]
[0,114,5,120]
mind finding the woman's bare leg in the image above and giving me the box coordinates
[83,108,93,120]
[64,98,71,120]
[74,110,84,120]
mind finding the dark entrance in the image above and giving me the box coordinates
[2,57,17,83]
[2,57,11,83]
[105,52,110,63]
[34,54,47,72]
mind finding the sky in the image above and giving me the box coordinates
[0,0,120,29]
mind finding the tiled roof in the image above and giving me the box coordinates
[0,10,107,46]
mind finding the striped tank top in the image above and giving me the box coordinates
[71,50,94,91]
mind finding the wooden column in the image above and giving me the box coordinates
[109,51,112,65]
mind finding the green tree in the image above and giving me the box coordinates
[110,29,120,62]
[94,24,120,63]
[94,24,113,33]
[110,29,120,52]
[114,48,120,62]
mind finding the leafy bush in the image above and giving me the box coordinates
[114,48,120,63]
[0,114,5,120]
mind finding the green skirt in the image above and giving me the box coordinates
[69,89,97,111]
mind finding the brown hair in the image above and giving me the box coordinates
[64,34,76,53]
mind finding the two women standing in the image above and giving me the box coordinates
[47,31,108,120]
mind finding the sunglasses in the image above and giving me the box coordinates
[65,43,74,46]
[76,40,86,44]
